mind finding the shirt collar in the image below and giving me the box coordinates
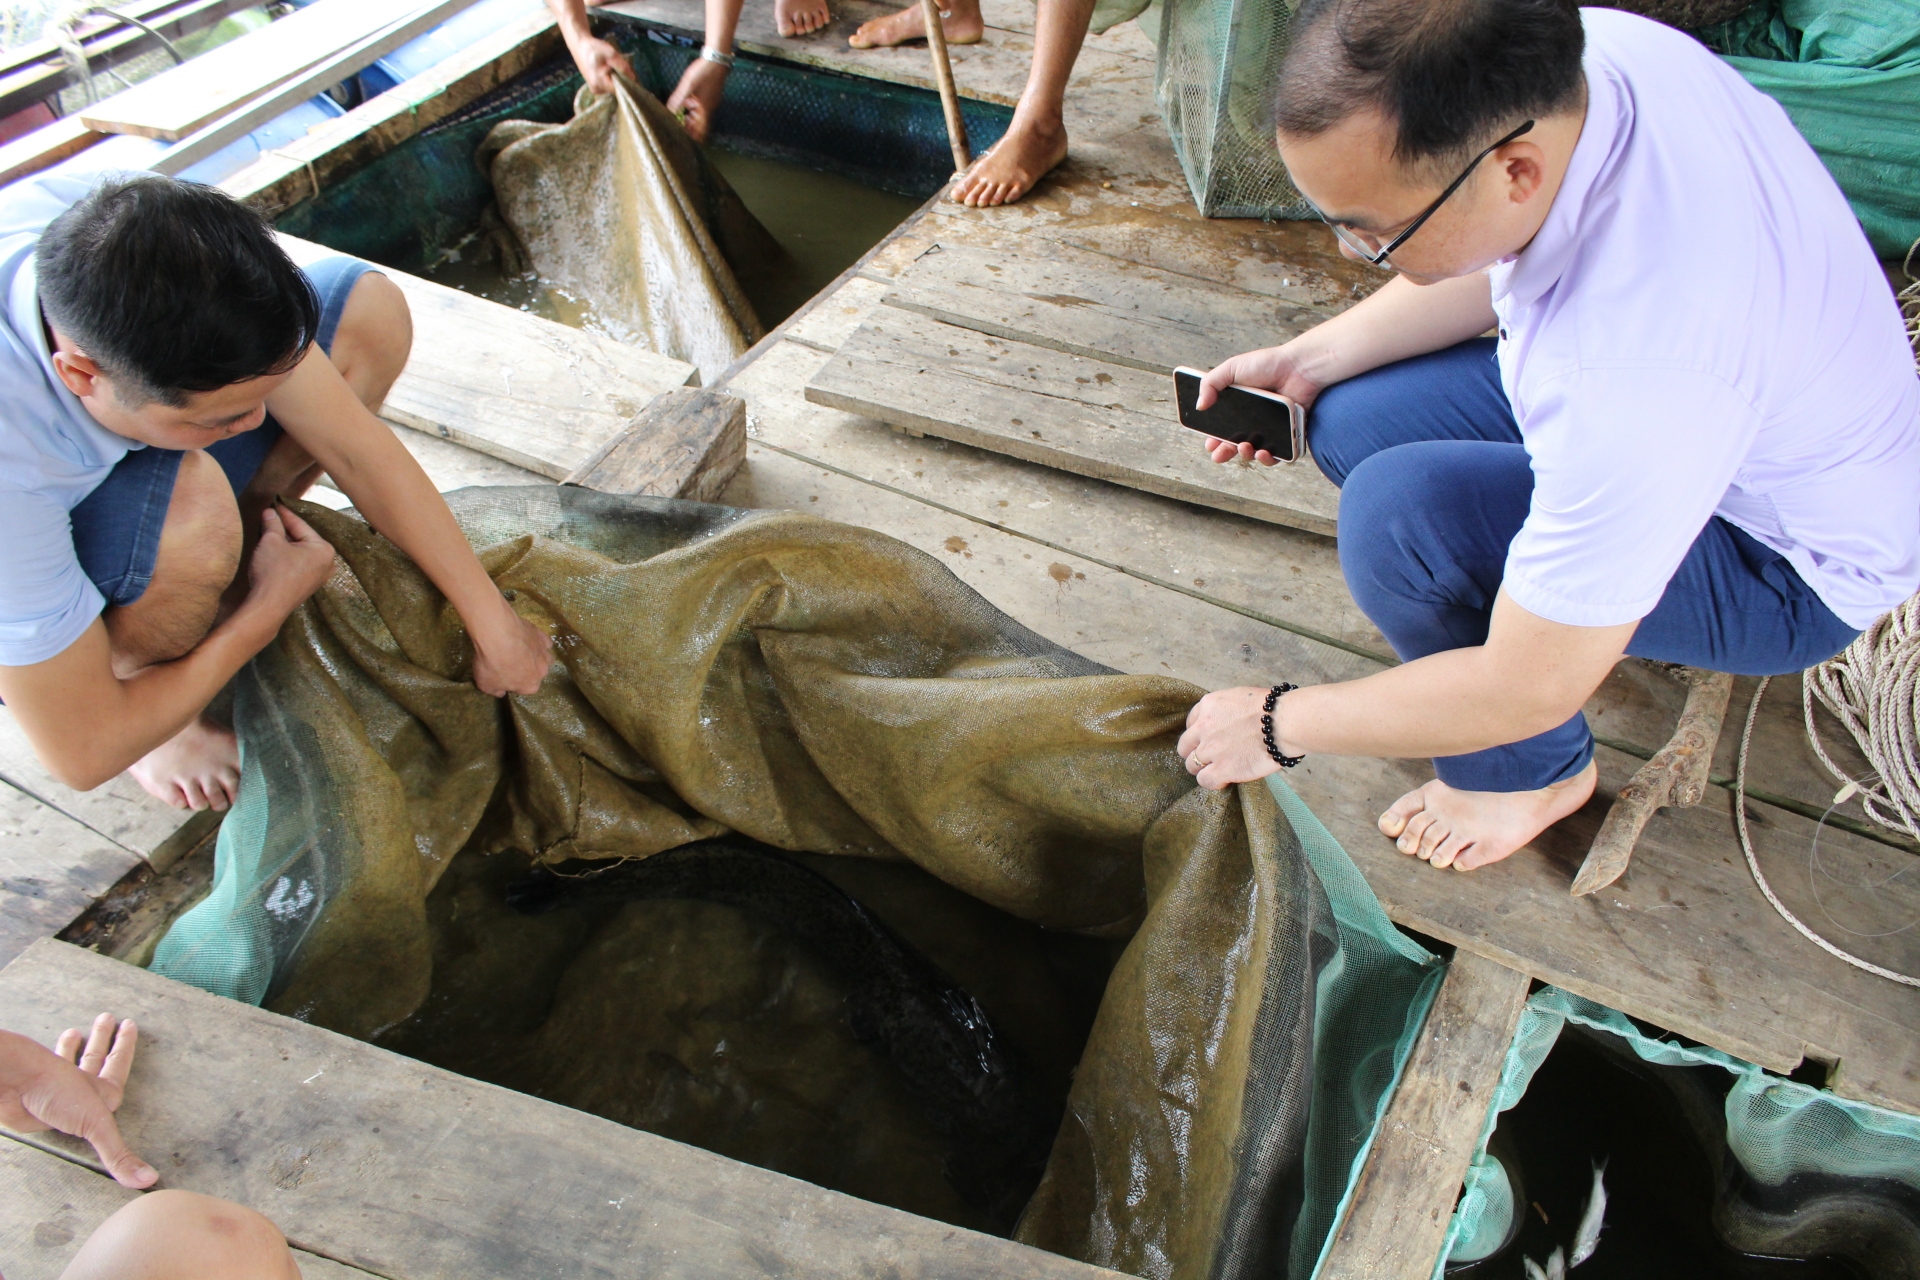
[1493,54,1629,311]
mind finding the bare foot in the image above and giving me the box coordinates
[128,717,241,812]
[776,0,831,35]
[950,114,1067,206]
[848,2,983,48]
[1378,760,1598,871]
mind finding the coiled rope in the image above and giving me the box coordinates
[1737,248,1920,986]
[1736,596,1920,988]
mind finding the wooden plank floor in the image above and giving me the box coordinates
[0,940,1124,1280]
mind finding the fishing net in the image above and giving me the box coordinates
[149,486,1442,1279]
[479,76,770,383]
[1439,986,1920,1274]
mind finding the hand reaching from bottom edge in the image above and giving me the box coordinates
[0,1013,157,1188]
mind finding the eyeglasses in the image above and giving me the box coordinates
[1314,119,1536,266]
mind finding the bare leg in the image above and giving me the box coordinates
[950,0,1092,206]
[1378,759,1599,871]
[776,0,831,36]
[60,1190,300,1280]
[124,271,413,811]
[848,0,981,48]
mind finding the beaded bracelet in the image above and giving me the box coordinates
[1260,683,1304,768]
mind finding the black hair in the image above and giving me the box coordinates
[35,174,319,407]
[1275,0,1586,172]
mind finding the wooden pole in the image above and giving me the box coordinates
[918,0,970,174]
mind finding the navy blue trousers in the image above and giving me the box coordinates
[1311,338,1859,792]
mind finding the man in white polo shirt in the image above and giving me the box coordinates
[0,170,553,811]
[1177,0,1920,871]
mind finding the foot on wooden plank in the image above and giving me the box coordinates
[949,114,1068,207]
[1379,760,1599,872]
[127,715,240,812]
[777,0,832,37]
[848,0,983,47]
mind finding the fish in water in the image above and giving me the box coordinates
[505,837,1060,1224]
[1570,1160,1607,1265]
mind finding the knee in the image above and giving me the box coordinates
[104,450,242,671]
[61,1190,298,1280]
[330,271,412,408]
[1336,448,1435,608]
[1305,378,1377,488]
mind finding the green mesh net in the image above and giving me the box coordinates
[149,488,1442,1279]
[1439,986,1920,1273]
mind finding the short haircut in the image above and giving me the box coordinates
[1274,0,1586,173]
[36,174,319,407]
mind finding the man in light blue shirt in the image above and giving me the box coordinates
[0,172,553,810]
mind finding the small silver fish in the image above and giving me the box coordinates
[1571,1160,1608,1266]
[1522,1248,1565,1280]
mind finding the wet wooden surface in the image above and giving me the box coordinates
[0,940,1126,1280]
[1319,952,1533,1280]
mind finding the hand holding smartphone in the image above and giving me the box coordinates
[1173,366,1306,463]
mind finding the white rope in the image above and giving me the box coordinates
[1736,665,1920,988]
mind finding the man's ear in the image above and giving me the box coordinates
[1500,142,1549,205]
[48,344,104,400]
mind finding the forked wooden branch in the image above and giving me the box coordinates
[1570,667,1734,897]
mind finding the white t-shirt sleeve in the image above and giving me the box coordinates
[1502,366,1761,627]
[0,487,106,665]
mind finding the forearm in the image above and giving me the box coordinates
[545,0,595,47]
[5,612,277,790]
[1275,647,1583,762]
[1291,273,1495,389]
[704,0,741,50]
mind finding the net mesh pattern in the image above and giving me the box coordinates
[149,488,1440,1280]
[1153,0,1312,220]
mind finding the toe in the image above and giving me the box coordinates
[1379,788,1427,838]
[1429,829,1469,870]
[1396,810,1437,857]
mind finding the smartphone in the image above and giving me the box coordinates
[1173,366,1305,463]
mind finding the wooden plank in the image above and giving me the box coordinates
[0,117,102,188]
[0,710,211,866]
[0,787,141,970]
[223,11,563,219]
[276,234,698,480]
[0,1137,382,1280]
[883,239,1332,375]
[76,0,415,140]
[0,940,1125,1280]
[805,304,1341,534]
[384,423,554,492]
[566,388,747,502]
[1318,952,1532,1280]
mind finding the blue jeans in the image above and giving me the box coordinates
[69,255,377,606]
[1311,338,1860,792]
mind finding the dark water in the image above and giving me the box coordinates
[1454,1024,1898,1279]
[372,845,1121,1234]
[705,147,925,327]
[420,149,920,336]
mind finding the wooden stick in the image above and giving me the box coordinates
[1571,667,1734,897]
[918,0,970,175]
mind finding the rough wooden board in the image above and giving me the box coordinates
[0,117,102,188]
[1319,952,1532,1280]
[566,388,747,502]
[883,238,1332,374]
[225,11,562,218]
[807,304,1341,533]
[277,234,697,480]
[76,0,418,140]
[0,711,209,865]
[0,940,1125,1280]
[786,274,893,353]
[0,786,141,971]
[387,423,554,492]
[721,443,1920,1114]
[0,1138,378,1280]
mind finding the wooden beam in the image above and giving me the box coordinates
[0,940,1126,1280]
[0,786,142,970]
[277,234,698,480]
[1314,951,1533,1280]
[0,116,101,188]
[804,304,1341,535]
[0,1136,382,1280]
[566,388,748,503]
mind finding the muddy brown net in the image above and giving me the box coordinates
[481,78,773,382]
[151,487,1442,1279]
